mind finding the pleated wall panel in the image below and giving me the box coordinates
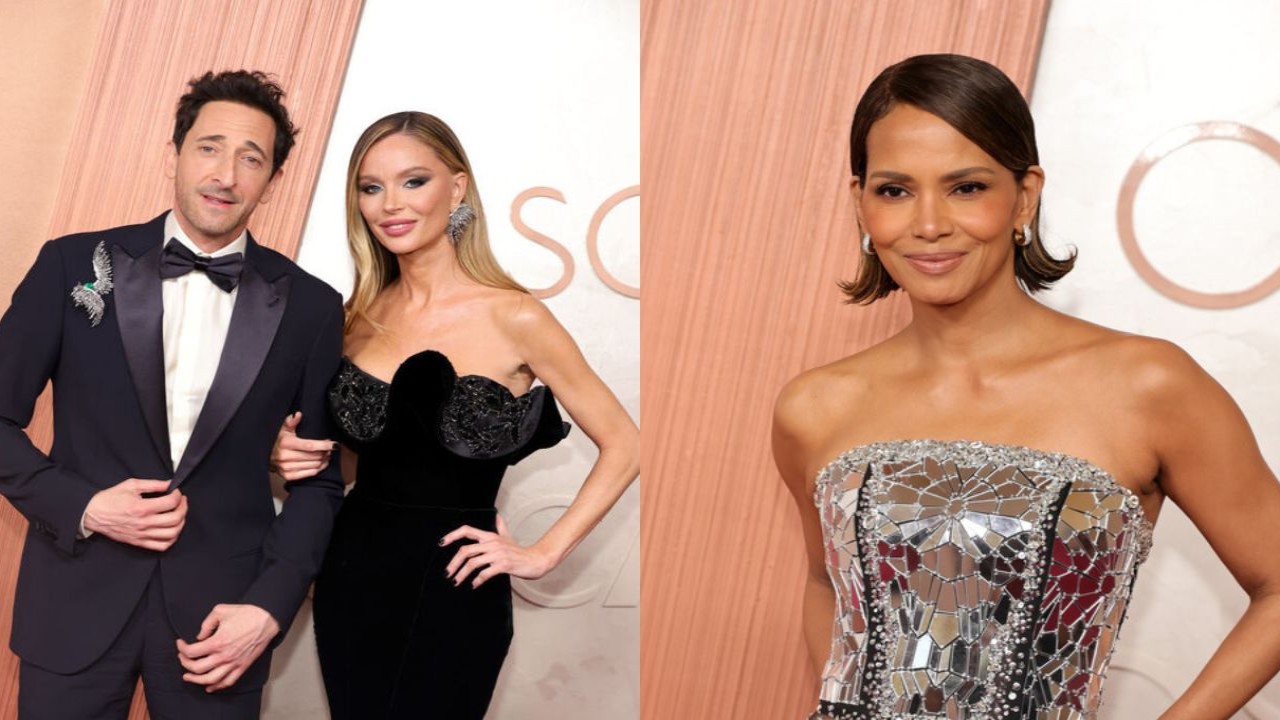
[46,0,365,257]
[0,2,363,717]
[639,1,1048,717]
[0,0,110,712]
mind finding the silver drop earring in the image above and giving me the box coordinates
[1018,223,1033,247]
[861,233,875,255]
[447,203,476,245]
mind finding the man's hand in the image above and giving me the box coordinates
[177,604,280,693]
[82,478,187,550]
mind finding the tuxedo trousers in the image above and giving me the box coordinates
[18,568,264,720]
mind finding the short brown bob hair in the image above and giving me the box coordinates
[841,53,1075,304]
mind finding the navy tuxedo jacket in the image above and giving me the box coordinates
[0,213,345,681]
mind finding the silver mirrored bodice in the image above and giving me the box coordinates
[812,440,1154,720]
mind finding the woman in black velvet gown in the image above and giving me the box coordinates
[270,111,639,719]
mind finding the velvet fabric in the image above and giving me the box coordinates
[315,350,569,718]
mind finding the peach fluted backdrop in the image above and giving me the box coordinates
[0,1,363,716]
[0,3,110,711]
[639,1,1048,717]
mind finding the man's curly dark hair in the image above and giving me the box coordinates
[172,70,299,174]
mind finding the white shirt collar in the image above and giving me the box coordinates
[164,211,248,258]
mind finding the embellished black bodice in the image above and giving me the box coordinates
[326,349,570,508]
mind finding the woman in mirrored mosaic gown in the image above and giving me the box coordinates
[270,112,638,719]
[772,54,1280,720]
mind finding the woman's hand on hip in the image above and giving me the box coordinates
[441,516,559,588]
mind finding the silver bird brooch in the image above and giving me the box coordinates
[70,241,114,327]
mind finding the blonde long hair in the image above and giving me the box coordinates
[344,112,527,333]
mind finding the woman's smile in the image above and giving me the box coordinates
[377,218,417,237]
[902,251,967,275]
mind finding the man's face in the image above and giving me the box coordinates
[165,100,281,251]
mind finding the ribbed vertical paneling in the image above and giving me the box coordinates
[0,2,363,717]
[639,1,1049,717]
[0,1,108,709]
[45,0,365,256]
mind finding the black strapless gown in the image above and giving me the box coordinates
[313,350,569,719]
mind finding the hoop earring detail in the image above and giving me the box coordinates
[1017,223,1033,247]
[447,203,476,245]
[861,233,875,256]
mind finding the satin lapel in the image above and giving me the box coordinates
[111,241,172,474]
[171,255,291,487]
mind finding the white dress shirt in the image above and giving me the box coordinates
[161,211,246,471]
[80,212,246,537]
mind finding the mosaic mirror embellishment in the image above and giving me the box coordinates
[809,440,1153,720]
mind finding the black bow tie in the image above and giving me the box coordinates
[159,238,244,292]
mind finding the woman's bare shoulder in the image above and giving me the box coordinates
[482,288,561,339]
[1045,320,1218,435]
[1064,320,1203,393]
[774,340,901,444]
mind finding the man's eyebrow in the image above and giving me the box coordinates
[242,139,268,157]
[193,135,268,159]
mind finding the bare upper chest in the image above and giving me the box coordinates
[344,315,531,394]
[808,367,1164,511]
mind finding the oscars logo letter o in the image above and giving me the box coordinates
[1116,122,1280,309]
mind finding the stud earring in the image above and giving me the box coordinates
[447,203,476,245]
[861,233,875,255]
[1017,223,1033,247]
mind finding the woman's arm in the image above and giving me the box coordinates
[444,296,639,587]
[270,411,336,481]
[1138,341,1280,719]
[773,373,836,676]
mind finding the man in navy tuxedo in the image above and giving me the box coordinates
[0,70,344,718]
